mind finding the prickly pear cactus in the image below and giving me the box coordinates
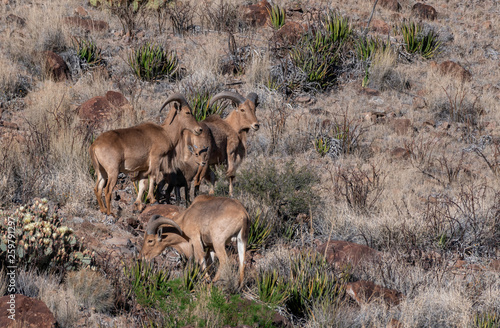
[0,198,95,271]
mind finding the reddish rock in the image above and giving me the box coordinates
[77,91,132,130]
[138,204,182,228]
[242,0,271,27]
[271,21,305,46]
[371,19,390,34]
[412,3,437,20]
[378,0,401,12]
[74,6,89,17]
[435,60,472,82]
[0,294,56,328]
[64,16,109,32]
[390,147,410,160]
[392,118,412,135]
[317,240,381,270]
[346,280,403,306]
[360,88,381,97]
[44,51,70,82]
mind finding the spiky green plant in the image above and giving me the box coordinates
[128,43,179,81]
[183,258,208,292]
[284,251,348,318]
[124,260,170,305]
[257,269,289,307]
[290,30,341,90]
[73,37,103,67]
[185,86,226,122]
[355,36,385,62]
[400,22,441,59]
[0,199,94,272]
[419,28,441,59]
[268,4,286,30]
[472,312,500,328]
[323,11,352,44]
[313,137,331,157]
[247,210,273,251]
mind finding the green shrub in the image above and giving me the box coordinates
[290,31,341,90]
[247,210,273,251]
[323,11,352,44]
[184,84,227,121]
[285,251,348,318]
[0,199,94,272]
[313,136,332,157]
[128,43,179,81]
[236,160,320,220]
[257,268,289,307]
[400,22,441,59]
[268,4,286,30]
[126,259,277,327]
[472,312,500,328]
[72,37,103,67]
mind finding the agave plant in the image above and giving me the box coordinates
[73,37,103,67]
[268,4,286,30]
[257,269,290,307]
[128,43,179,81]
[400,21,441,59]
[313,136,331,157]
[323,11,352,44]
[247,210,273,251]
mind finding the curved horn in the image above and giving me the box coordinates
[146,214,183,236]
[209,91,246,107]
[246,92,259,106]
[159,93,189,112]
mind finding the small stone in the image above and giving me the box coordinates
[74,6,88,17]
[412,3,437,20]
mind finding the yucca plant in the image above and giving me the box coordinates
[419,28,441,59]
[185,85,227,121]
[313,137,331,157]
[355,36,385,62]
[247,210,273,251]
[472,312,500,328]
[73,37,103,67]
[400,21,441,59]
[290,30,341,90]
[323,11,352,44]
[124,260,170,302]
[285,251,348,318]
[257,269,290,307]
[183,258,208,292]
[268,4,286,30]
[128,43,179,81]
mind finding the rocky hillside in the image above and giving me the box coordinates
[0,0,498,327]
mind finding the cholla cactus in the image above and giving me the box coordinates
[0,198,94,271]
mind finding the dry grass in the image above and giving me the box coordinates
[65,268,114,313]
[0,0,498,326]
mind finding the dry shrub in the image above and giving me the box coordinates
[12,82,94,207]
[330,163,385,213]
[65,268,114,313]
[39,278,80,328]
[367,46,402,91]
[201,0,240,33]
[183,34,225,82]
[245,50,271,87]
[400,286,472,327]
[0,53,27,101]
[425,71,483,128]
[5,0,70,71]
